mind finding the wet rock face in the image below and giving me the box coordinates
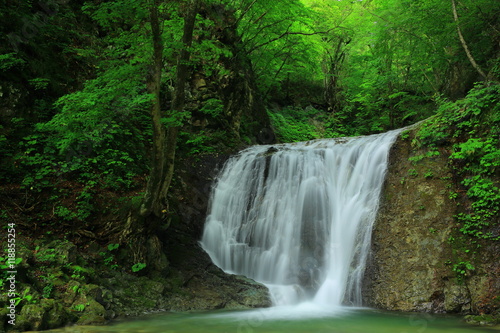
[363,131,456,312]
[166,153,271,311]
[163,230,271,311]
[363,130,497,314]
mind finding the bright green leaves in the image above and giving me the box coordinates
[451,260,475,282]
[30,0,158,195]
[199,98,224,119]
[414,83,500,283]
[451,135,500,241]
[131,262,147,273]
[38,71,152,158]
[82,0,149,31]
[417,83,500,243]
[233,0,322,98]
[20,61,152,208]
[28,78,50,90]
[0,52,26,71]
[452,138,499,172]
[303,0,496,132]
[268,106,328,142]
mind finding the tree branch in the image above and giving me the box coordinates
[451,0,487,80]
[242,17,291,50]
[235,0,258,26]
[248,27,336,54]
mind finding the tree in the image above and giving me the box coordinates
[451,0,486,80]
[300,0,499,134]
[120,0,200,268]
[139,0,199,220]
[228,0,324,104]
[28,0,200,269]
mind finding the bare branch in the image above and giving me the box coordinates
[235,0,258,26]
[243,17,291,50]
[451,0,487,80]
[248,27,337,54]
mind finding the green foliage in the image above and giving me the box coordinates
[408,150,440,165]
[100,243,120,270]
[42,283,54,299]
[108,243,119,251]
[423,170,434,179]
[3,0,162,229]
[414,83,500,281]
[199,99,224,119]
[417,84,500,241]
[235,0,323,100]
[66,264,88,281]
[11,287,36,307]
[452,261,475,283]
[268,107,323,142]
[72,304,86,312]
[184,131,216,155]
[447,86,500,241]
[35,247,57,263]
[131,262,147,273]
[0,53,26,71]
[407,169,418,177]
[36,63,153,181]
[82,0,148,30]
[180,130,230,156]
[0,256,22,288]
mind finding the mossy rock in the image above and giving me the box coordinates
[0,307,7,332]
[44,299,73,328]
[35,240,78,266]
[17,303,47,330]
[464,314,499,326]
[17,299,71,331]
[75,299,106,325]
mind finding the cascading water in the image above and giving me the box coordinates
[200,130,400,310]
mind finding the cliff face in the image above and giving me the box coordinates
[364,128,499,315]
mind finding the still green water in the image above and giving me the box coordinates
[36,305,497,333]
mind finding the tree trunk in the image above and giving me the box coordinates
[323,37,348,113]
[120,0,199,272]
[451,0,487,80]
[142,0,198,219]
[141,0,166,219]
[159,0,199,203]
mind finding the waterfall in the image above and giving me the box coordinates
[200,130,400,308]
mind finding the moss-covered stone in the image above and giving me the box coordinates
[17,304,46,331]
[0,307,8,333]
[464,314,499,326]
[75,300,106,326]
[44,299,72,329]
[16,299,71,331]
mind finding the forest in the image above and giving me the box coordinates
[0,0,499,331]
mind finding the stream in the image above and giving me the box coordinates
[34,307,497,333]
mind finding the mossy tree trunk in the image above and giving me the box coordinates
[120,0,199,272]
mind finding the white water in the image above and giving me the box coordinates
[200,130,400,309]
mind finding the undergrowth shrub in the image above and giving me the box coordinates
[413,82,500,281]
